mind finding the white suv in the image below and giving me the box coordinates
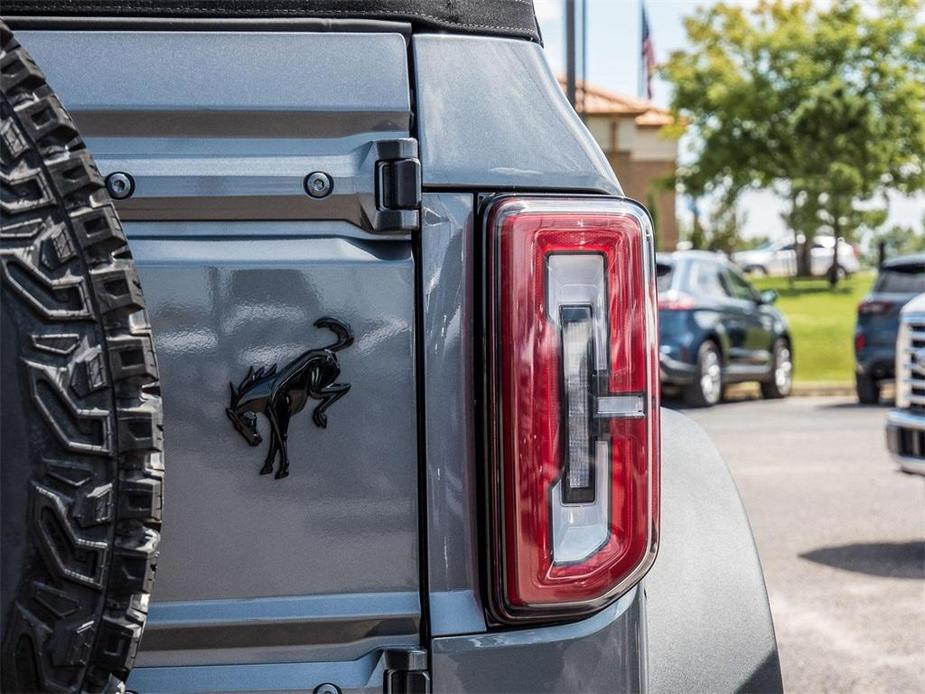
[732,235,860,278]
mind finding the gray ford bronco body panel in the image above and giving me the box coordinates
[7,6,781,692]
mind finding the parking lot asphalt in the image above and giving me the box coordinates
[679,395,925,694]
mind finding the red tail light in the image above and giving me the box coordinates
[658,290,697,311]
[484,197,660,624]
[858,300,894,316]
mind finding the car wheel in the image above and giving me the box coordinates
[1,23,163,693]
[826,264,848,282]
[855,374,881,405]
[761,338,793,399]
[683,341,724,407]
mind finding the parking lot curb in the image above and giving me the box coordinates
[791,382,855,397]
[720,382,858,399]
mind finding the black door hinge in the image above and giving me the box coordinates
[372,139,421,233]
[383,648,430,694]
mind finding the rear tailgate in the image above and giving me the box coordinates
[22,27,422,690]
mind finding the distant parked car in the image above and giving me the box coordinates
[886,293,925,476]
[855,255,925,403]
[732,235,860,278]
[658,251,793,406]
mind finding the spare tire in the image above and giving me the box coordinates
[1,22,163,693]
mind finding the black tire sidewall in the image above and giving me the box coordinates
[685,341,723,408]
[856,374,880,405]
[762,338,793,399]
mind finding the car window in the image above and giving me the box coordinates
[723,267,759,302]
[780,243,795,252]
[689,261,729,300]
[874,264,925,293]
[656,261,673,293]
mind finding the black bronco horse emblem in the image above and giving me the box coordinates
[226,317,353,479]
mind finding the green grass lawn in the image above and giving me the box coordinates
[750,272,875,384]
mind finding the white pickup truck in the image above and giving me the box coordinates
[887,292,925,476]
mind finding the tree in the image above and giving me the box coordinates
[685,197,746,255]
[661,0,925,284]
[864,212,925,264]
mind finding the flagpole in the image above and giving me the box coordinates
[565,0,576,109]
[580,0,587,118]
[638,0,645,99]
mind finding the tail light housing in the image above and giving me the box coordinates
[484,197,660,624]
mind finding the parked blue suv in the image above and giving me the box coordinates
[658,251,793,407]
[855,255,925,403]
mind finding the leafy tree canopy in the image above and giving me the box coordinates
[863,212,925,263]
[662,0,925,276]
[686,199,746,255]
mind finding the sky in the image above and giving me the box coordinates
[533,0,925,244]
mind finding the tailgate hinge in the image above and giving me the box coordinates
[383,648,430,694]
[371,139,421,233]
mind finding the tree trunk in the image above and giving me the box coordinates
[828,212,843,288]
[828,237,840,287]
[797,234,813,277]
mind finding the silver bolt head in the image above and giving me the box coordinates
[305,171,333,199]
[105,172,135,200]
[313,685,340,694]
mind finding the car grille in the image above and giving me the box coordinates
[899,314,925,411]
[897,427,925,459]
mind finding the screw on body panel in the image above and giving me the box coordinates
[313,684,341,694]
[305,171,333,198]
[105,171,135,199]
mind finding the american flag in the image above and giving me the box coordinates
[641,4,656,100]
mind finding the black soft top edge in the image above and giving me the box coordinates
[2,0,541,42]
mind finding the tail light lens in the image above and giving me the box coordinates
[484,197,660,623]
[658,289,697,311]
[859,300,894,316]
